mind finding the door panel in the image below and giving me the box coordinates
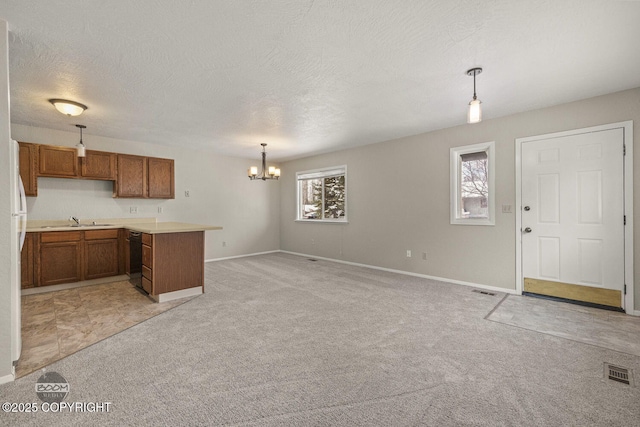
[521,128,624,308]
[538,174,559,223]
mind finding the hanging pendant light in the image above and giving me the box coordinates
[75,124,87,157]
[49,99,88,116]
[466,67,483,124]
[247,143,280,181]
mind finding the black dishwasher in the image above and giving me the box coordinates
[129,231,143,290]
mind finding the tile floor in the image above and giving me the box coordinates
[487,294,640,357]
[17,280,194,378]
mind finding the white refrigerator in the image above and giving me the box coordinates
[10,139,26,365]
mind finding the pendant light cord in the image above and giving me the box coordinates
[473,70,477,100]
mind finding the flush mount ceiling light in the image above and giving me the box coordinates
[49,99,88,116]
[248,143,280,181]
[75,124,86,158]
[466,67,483,124]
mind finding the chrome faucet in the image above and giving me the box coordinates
[71,216,80,225]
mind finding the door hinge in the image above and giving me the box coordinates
[623,144,626,156]
[624,284,627,295]
[624,215,626,225]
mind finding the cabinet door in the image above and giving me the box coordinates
[81,150,117,180]
[20,233,35,289]
[115,154,147,198]
[148,157,175,199]
[40,242,83,286]
[85,239,119,279]
[39,145,78,177]
[18,142,38,196]
[39,231,83,286]
[84,229,119,280]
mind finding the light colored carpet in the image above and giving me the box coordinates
[1,253,639,426]
[487,294,640,357]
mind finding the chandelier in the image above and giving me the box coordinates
[248,143,280,180]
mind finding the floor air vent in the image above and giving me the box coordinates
[472,289,496,296]
[604,363,632,386]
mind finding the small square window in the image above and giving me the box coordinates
[450,142,495,225]
[297,166,347,222]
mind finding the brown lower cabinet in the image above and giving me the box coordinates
[21,233,35,288]
[22,229,203,295]
[39,231,83,286]
[141,231,204,296]
[84,229,120,280]
[26,229,125,288]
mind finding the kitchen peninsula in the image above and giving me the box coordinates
[24,218,222,302]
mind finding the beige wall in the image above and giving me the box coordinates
[11,124,281,260]
[280,88,640,310]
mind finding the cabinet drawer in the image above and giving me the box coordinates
[84,229,119,240]
[142,233,152,246]
[41,231,82,243]
[142,265,152,280]
[142,244,152,268]
[142,277,152,294]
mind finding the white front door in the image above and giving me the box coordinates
[521,127,625,308]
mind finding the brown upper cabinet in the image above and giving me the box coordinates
[81,150,117,180]
[39,144,78,178]
[18,142,174,199]
[18,142,38,196]
[115,154,148,198]
[115,154,174,199]
[148,157,175,199]
[39,145,117,180]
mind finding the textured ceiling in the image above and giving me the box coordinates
[2,1,640,161]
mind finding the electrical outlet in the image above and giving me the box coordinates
[502,204,512,213]
[157,207,163,213]
[422,252,427,260]
[311,239,315,245]
[185,190,190,197]
[222,241,226,247]
[406,250,411,258]
[130,206,138,214]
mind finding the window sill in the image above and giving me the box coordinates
[450,218,495,226]
[295,219,349,224]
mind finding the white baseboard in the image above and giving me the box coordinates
[151,286,203,303]
[0,372,15,385]
[206,250,280,263]
[633,310,640,317]
[279,250,518,295]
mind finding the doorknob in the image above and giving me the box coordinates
[524,206,531,211]
[523,227,532,233]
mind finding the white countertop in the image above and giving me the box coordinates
[26,218,222,234]
[126,222,222,234]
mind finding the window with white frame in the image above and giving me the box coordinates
[450,141,495,225]
[296,166,347,222]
